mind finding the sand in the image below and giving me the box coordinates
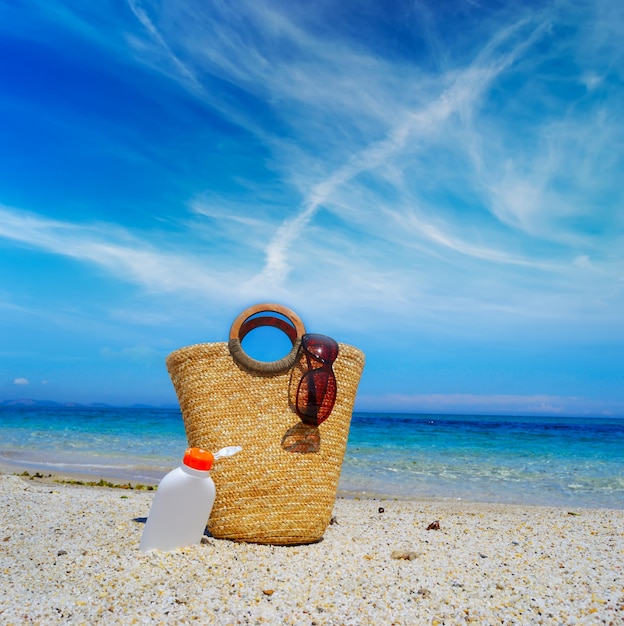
[1,473,623,625]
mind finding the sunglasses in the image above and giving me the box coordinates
[295,334,339,426]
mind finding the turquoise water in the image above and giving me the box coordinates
[0,407,185,483]
[341,413,624,508]
[1,407,622,509]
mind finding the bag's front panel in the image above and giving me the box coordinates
[166,341,365,544]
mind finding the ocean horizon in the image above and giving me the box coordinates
[1,405,622,510]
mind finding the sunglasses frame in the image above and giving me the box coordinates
[295,334,339,426]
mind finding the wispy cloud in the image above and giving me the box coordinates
[2,0,623,334]
[0,205,228,298]
[1,0,622,408]
[60,1,620,277]
[125,0,202,92]
[252,15,550,285]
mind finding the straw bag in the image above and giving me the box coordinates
[166,303,365,545]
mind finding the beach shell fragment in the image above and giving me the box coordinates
[391,550,420,560]
[426,520,441,530]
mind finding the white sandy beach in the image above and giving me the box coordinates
[1,473,623,625]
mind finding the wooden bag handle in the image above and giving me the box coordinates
[228,303,306,375]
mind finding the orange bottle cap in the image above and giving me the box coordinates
[183,447,214,471]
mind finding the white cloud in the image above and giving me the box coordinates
[359,393,624,417]
[238,6,577,289]
[0,205,236,300]
[2,0,623,338]
[125,0,202,92]
[14,377,29,385]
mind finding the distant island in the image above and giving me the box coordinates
[0,399,179,409]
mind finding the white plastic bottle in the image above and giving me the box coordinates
[139,446,240,552]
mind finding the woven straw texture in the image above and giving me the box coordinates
[166,341,365,545]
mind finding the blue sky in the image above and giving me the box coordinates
[1,0,622,416]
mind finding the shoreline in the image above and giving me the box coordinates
[3,408,622,511]
[2,462,623,511]
[2,473,623,624]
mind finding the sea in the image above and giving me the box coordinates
[1,406,622,509]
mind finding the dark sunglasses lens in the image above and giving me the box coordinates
[297,369,337,425]
[302,334,339,364]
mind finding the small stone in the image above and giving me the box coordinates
[329,516,338,525]
[417,587,431,598]
[378,507,385,514]
[262,589,274,596]
[57,550,67,556]
[426,520,441,530]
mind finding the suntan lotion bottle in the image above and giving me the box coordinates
[139,446,241,552]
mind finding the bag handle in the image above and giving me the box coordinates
[228,303,306,374]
